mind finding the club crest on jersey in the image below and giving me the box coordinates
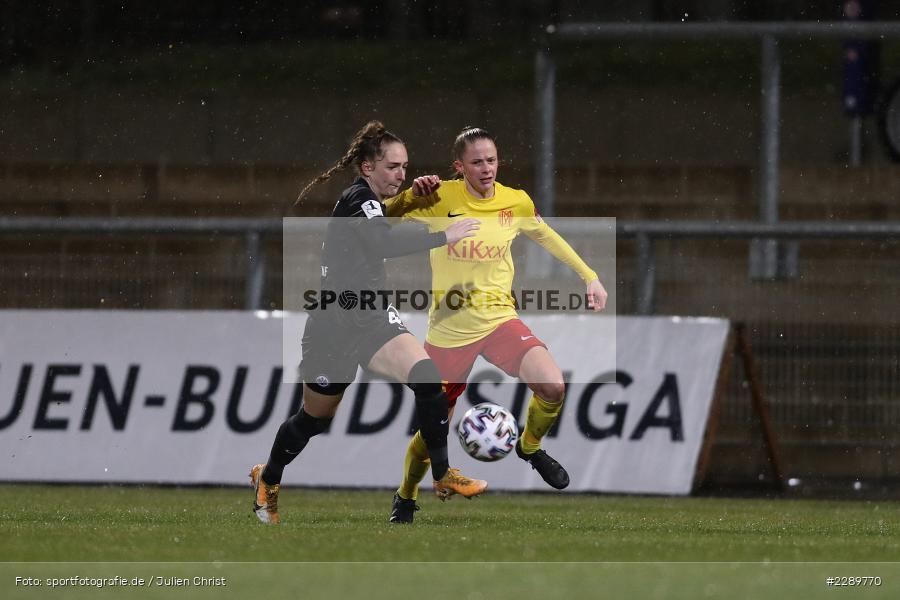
[315,374,330,387]
[498,209,514,228]
[361,200,383,219]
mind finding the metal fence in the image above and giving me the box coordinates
[2,217,899,488]
[535,22,900,220]
[535,21,900,285]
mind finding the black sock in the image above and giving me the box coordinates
[261,408,332,485]
[408,359,450,481]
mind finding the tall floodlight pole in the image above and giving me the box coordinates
[535,29,557,218]
[530,28,558,277]
[753,34,783,278]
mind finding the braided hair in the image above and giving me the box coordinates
[294,120,403,206]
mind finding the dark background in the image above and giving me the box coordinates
[3,0,900,166]
[5,1,900,67]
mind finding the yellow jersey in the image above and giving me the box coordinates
[387,179,597,348]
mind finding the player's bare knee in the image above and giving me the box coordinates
[531,381,565,403]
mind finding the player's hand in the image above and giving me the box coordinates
[586,279,608,311]
[445,218,480,244]
[412,175,441,197]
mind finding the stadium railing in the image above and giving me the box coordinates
[4,216,898,311]
[535,21,900,219]
[535,22,900,283]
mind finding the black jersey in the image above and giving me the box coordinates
[319,177,444,305]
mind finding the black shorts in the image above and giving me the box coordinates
[299,304,408,394]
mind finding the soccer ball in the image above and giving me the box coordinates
[457,402,519,462]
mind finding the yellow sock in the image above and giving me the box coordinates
[397,430,431,500]
[520,393,562,454]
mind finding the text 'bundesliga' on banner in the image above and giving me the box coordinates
[0,311,728,494]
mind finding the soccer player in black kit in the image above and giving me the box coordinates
[250,121,487,523]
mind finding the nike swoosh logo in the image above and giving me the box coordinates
[440,418,450,425]
[520,336,534,341]
[448,211,465,217]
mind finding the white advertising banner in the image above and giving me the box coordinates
[0,311,729,495]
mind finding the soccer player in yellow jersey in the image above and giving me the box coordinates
[384,126,608,523]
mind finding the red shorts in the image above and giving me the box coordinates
[424,318,547,408]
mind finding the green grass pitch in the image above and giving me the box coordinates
[2,484,898,599]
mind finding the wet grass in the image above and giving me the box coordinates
[3,485,898,599]
[1,485,897,563]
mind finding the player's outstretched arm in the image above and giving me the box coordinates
[445,218,480,244]
[385,175,441,218]
[523,220,607,310]
[411,175,441,197]
[358,216,479,259]
[524,223,599,281]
